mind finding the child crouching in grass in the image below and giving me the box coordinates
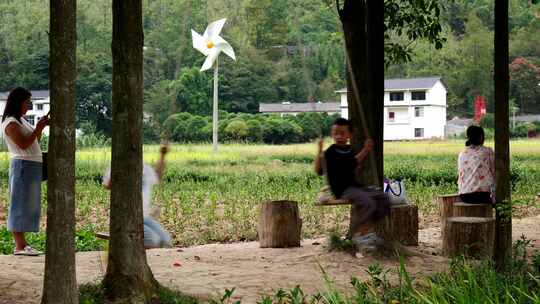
[315,118,390,250]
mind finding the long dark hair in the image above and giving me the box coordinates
[465,125,485,146]
[2,87,31,123]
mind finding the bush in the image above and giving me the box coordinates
[225,119,249,141]
[511,122,536,138]
[160,111,338,144]
[479,113,494,129]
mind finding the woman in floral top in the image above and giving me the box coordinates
[458,126,495,204]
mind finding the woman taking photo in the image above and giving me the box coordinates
[1,87,48,256]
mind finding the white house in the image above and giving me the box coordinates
[0,90,50,135]
[259,101,340,117]
[336,77,447,140]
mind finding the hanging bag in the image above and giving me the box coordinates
[384,178,408,205]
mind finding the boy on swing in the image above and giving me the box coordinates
[315,118,390,249]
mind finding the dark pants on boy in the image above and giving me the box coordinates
[341,186,390,237]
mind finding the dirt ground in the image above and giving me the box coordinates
[1,215,539,304]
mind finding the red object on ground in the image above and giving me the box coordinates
[474,95,487,123]
[172,261,182,267]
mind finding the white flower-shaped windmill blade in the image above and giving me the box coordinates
[191,18,236,153]
[192,18,236,71]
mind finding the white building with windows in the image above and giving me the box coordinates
[0,90,50,135]
[336,76,447,140]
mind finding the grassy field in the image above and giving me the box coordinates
[0,139,539,251]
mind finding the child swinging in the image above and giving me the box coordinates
[314,118,390,250]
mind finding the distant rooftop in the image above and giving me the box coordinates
[259,102,340,113]
[336,76,443,93]
[0,90,49,100]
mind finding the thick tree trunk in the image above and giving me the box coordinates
[494,0,512,270]
[339,0,384,238]
[375,204,418,246]
[103,1,158,302]
[41,1,78,303]
[258,201,301,248]
[443,217,495,259]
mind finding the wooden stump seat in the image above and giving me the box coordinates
[375,204,419,246]
[453,202,492,218]
[258,200,302,248]
[442,216,495,258]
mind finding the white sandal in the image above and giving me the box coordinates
[14,245,42,256]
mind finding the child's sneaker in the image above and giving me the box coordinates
[352,232,381,252]
[14,245,42,256]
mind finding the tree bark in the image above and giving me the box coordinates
[494,0,512,270]
[258,201,301,248]
[42,0,78,303]
[103,0,158,302]
[443,217,495,259]
[338,0,384,238]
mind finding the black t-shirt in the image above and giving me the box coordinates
[324,144,358,199]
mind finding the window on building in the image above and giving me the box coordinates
[37,104,43,110]
[415,128,424,138]
[414,107,424,117]
[411,91,426,100]
[388,111,395,121]
[390,92,404,101]
[25,115,35,125]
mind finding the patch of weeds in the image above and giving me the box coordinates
[327,231,356,254]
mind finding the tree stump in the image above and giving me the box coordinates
[438,194,461,227]
[258,200,302,248]
[442,217,495,258]
[438,194,461,240]
[375,204,418,246]
[453,202,492,218]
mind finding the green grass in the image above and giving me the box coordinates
[79,283,198,304]
[0,139,539,252]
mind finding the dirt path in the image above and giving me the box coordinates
[1,215,539,304]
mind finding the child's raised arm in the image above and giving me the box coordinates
[355,139,373,164]
[314,138,324,176]
[154,142,169,181]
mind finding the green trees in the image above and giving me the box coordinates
[0,0,538,134]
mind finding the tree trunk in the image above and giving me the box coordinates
[375,204,418,246]
[258,201,301,248]
[443,217,495,259]
[453,203,493,218]
[339,0,384,238]
[41,1,78,303]
[494,0,512,270]
[103,0,158,302]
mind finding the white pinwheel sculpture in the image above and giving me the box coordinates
[192,18,236,152]
[192,18,236,71]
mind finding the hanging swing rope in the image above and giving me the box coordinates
[344,49,381,188]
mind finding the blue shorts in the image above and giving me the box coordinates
[7,159,42,232]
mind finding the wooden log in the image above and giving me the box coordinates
[453,202,493,218]
[438,194,461,240]
[316,199,352,206]
[258,200,302,248]
[438,194,461,226]
[375,204,418,246]
[442,217,495,258]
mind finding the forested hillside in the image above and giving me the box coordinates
[0,0,538,137]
